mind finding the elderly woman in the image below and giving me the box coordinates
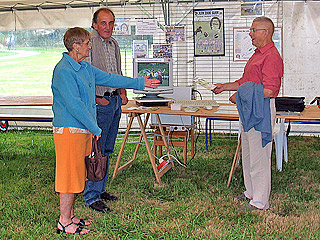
[52,27,158,235]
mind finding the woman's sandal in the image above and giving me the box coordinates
[57,221,89,235]
[71,215,92,227]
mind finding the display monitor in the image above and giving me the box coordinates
[133,58,173,99]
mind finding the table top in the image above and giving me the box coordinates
[122,100,320,122]
[122,100,240,119]
[276,105,320,122]
[0,96,53,106]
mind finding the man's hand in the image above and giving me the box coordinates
[120,89,128,105]
[144,75,160,88]
[229,93,237,104]
[121,94,128,105]
[264,88,274,98]
[212,82,239,94]
[212,83,224,94]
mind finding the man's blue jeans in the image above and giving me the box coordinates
[84,95,122,206]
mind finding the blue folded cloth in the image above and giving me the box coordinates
[236,81,272,147]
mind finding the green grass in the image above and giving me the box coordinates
[0,51,17,57]
[0,48,135,97]
[1,130,320,239]
[0,48,64,96]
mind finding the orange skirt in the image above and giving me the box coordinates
[54,128,92,193]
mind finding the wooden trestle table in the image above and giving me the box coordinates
[112,100,239,185]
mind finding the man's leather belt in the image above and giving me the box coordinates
[96,90,120,98]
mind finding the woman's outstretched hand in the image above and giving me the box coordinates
[144,75,160,88]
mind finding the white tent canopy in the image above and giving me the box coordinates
[0,0,119,11]
[0,1,112,30]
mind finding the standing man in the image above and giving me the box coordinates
[84,8,126,213]
[213,17,283,211]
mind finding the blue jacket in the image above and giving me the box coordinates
[236,81,272,147]
[51,53,144,135]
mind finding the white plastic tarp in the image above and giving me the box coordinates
[0,8,94,31]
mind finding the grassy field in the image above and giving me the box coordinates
[0,51,17,57]
[0,48,135,97]
[1,129,320,239]
[0,48,64,96]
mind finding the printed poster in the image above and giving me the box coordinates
[135,18,158,36]
[241,1,263,17]
[113,18,131,35]
[152,43,173,58]
[193,8,225,56]
[165,25,186,42]
[233,27,282,61]
[132,40,149,58]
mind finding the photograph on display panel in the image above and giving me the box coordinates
[165,25,186,43]
[132,40,149,58]
[193,8,225,56]
[113,18,131,35]
[152,43,173,58]
[241,1,263,17]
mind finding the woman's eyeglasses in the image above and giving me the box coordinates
[76,40,91,46]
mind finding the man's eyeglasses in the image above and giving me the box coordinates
[249,28,266,33]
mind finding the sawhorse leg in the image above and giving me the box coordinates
[112,113,173,185]
[112,113,136,178]
[227,135,241,187]
[132,113,150,162]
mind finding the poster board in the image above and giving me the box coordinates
[113,18,131,35]
[233,27,282,61]
[152,43,173,58]
[132,40,149,58]
[241,2,263,17]
[193,8,225,56]
[135,18,158,36]
[165,25,186,42]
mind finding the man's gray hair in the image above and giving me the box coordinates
[253,16,274,35]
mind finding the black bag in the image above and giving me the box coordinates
[85,138,107,181]
[275,97,305,112]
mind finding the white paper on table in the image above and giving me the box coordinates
[215,105,238,115]
[215,110,239,115]
[218,105,238,111]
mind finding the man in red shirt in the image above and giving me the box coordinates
[213,16,283,211]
